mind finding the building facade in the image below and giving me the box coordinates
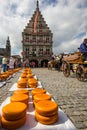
[22,0,53,67]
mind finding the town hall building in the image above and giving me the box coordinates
[22,0,53,67]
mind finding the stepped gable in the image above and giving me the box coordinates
[22,0,52,36]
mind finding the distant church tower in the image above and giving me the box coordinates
[6,36,11,58]
[22,0,53,67]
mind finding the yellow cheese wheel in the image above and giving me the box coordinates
[35,111,58,125]
[17,79,27,87]
[29,84,37,88]
[21,73,27,78]
[0,74,9,80]
[35,100,58,116]
[28,78,37,88]
[17,84,26,88]
[10,94,29,105]
[2,102,27,121]
[13,90,29,96]
[32,88,46,97]
[34,94,51,103]
[1,115,26,129]
[17,79,27,88]
[27,73,33,78]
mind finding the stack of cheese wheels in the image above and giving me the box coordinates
[20,73,27,78]
[1,102,27,129]
[35,100,58,125]
[10,94,29,106]
[17,78,27,88]
[33,93,51,107]
[0,73,9,80]
[32,88,46,98]
[27,68,32,73]
[28,78,38,88]
[27,73,33,79]
[13,90,29,96]
[8,70,14,76]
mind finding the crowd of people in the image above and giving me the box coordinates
[0,56,36,73]
[23,60,36,68]
[1,56,21,73]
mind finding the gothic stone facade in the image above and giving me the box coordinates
[22,1,53,67]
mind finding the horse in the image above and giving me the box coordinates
[48,60,57,70]
[48,53,64,71]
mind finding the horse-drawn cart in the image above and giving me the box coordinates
[62,52,87,81]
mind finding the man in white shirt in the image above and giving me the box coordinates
[2,57,7,72]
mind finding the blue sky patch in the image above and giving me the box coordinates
[10,3,17,14]
[42,0,57,6]
[75,32,86,39]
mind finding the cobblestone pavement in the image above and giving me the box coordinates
[0,68,87,130]
[32,68,87,130]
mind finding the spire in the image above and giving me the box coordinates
[6,36,11,57]
[7,36,9,41]
[36,0,39,10]
[6,36,10,46]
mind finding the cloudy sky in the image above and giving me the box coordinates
[0,0,87,55]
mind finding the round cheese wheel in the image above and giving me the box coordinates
[1,115,26,129]
[32,88,46,97]
[13,90,29,96]
[35,111,58,125]
[1,74,9,80]
[2,102,27,121]
[17,79,27,88]
[28,78,37,88]
[21,74,27,78]
[10,94,29,105]
[17,84,26,88]
[29,85,37,88]
[27,74,33,78]
[35,100,58,116]
[34,94,51,103]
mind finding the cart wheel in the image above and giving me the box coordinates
[76,66,85,81]
[62,61,70,77]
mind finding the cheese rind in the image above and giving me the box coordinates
[32,88,46,96]
[35,100,58,116]
[10,94,29,105]
[1,115,26,129]
[35,111,58,125]
[2,102,27,120]
[34,94,51,103]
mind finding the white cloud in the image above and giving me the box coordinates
[0,0,87,55]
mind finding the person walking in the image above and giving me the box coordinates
[9,57,15,70]
[2,56,7,72]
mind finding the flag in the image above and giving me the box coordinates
[34,11,39,33]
